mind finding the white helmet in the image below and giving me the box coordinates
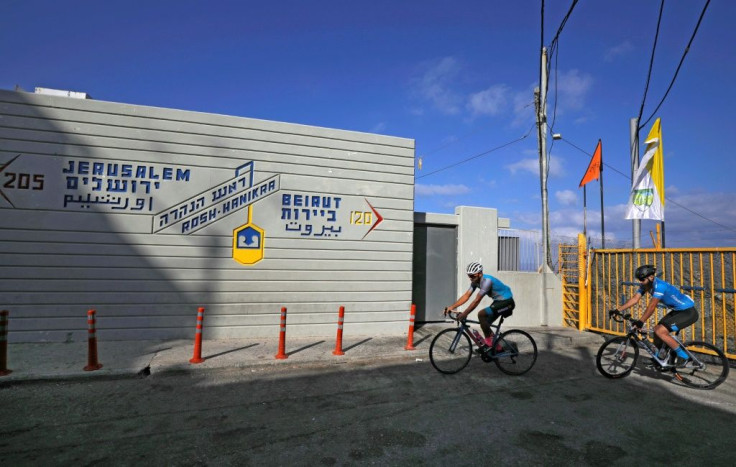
[466,261,483,275]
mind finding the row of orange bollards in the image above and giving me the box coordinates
[189,304,418,364]
[0,304,420,376]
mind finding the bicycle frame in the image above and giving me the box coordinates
[450,315,510,358]
[614,312,701,370]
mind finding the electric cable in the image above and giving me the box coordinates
[416,124,535,180]
[636,0,665,127]
[639,0,711,130]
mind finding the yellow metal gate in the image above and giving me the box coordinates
[560,237,736,361]
[559,234,587,330]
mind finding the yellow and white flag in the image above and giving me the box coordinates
[626,118,665,221]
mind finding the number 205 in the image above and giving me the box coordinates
[350,211,373,225]
[3,172,44,190]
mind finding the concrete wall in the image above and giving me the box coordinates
[415,206,562,327]
[0,89,415,342]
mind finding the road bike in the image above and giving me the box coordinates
[596,310,729,389]
[429,311,537,375]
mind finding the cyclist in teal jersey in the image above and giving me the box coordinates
[616,265,699,368]
[444,261,515,348]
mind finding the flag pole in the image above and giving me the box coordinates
[660,221,665,247]
[599,145,605,248]
[577,138,602,248]
[582,185,587,239]
[630,118,640,249]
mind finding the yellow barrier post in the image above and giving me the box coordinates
[577,234,587,331]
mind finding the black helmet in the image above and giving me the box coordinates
[635,265,656,281]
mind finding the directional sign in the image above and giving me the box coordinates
[233,206,265,265]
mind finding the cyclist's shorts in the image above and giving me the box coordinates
[659,307,699,332]
[482,298,515,322]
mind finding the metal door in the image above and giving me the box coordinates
[413,224,457,322]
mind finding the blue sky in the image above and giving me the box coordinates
[2,1,735,247]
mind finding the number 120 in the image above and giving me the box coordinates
[350,211,373,225]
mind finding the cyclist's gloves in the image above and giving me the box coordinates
[632,319,644,329]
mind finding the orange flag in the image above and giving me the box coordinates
[579,139,602,188]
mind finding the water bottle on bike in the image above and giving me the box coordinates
[471,329,485,347]
[640,331,658,355]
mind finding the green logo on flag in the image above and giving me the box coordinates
[633,188,654,207]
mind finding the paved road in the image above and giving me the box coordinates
[2,343,734,466]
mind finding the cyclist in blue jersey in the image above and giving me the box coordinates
[616,264,699,368]
[444,261,515,348]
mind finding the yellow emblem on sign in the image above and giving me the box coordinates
[233,205,264,265]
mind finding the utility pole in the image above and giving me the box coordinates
[629,118,640,248]
[535,47,551,327]
[535,47,552,271]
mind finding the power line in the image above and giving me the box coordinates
[544,0,579,183]
[420,124,494,158]
[546,0,579,65]
[639,0,711,130]
[636,0,665,126]
[416,124,535,180]
[544,0,579,132]
[558,136,736,235]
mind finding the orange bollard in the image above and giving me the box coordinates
[333,306,345,356]
[405,304,417,350]
[0,310,11,376]
[275,307,288,360]
[84,309,103,371]
[189,307,206,364]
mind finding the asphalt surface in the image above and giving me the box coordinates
[2,327,736,466]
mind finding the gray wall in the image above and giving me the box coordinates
[0,89,415,342]
[413,206,562,327]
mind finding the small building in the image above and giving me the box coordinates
[0,88,415,341]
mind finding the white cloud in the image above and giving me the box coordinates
[371,122,387,133]
[466,84,510,116]
[605,41,634,62]
[665,185,679,195]
[555,69,593,111]
[512,84,536,127]
[506,155,565,177]
[413,56,463,115]
[555,190,577,206]
[415,183,471,196]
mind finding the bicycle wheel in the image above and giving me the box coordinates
[429,328,473,374]
[596,336,638,379]
[675,341,730,389]
[493,330,537,376]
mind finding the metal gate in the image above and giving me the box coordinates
[560,236,736,360]
[412,224,457,322]
[559,234,586,330]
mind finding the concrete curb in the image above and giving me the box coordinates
[0,327,606,385]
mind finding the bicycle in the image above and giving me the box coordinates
[596,310,729,389]
[429,311,537,375]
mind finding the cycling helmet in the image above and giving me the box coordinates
[466,261,483,275]
[635,265,656,281]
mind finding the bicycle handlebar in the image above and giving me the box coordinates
[608,310,653,334]
[445,311,479,325]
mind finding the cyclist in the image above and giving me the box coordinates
[444,261,515,349]
[615,264,699,368]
